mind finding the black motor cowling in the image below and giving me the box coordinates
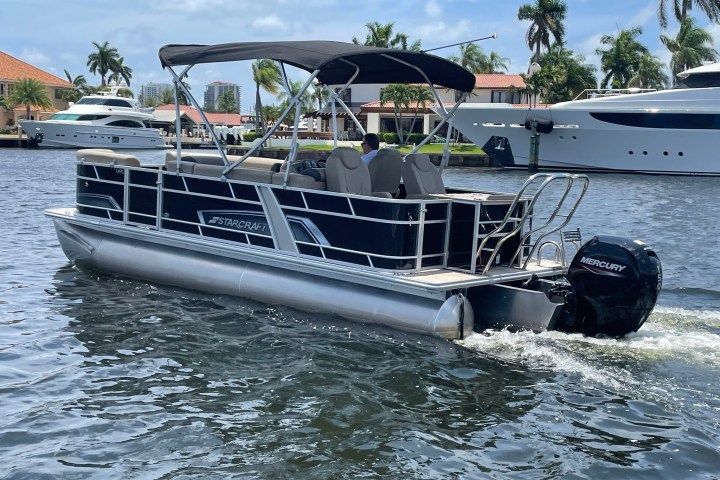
[556,236,662,337]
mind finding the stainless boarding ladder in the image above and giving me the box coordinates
[474,173,589,274]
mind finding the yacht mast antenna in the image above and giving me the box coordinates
[422,34,497,53]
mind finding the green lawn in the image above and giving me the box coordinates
[296,142,485,155]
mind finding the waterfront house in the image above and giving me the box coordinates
[152,103,254,137]
[0,50,74,132]
[309,73,526,140]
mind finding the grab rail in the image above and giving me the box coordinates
[515,174,589,269]
[474,173,588,274]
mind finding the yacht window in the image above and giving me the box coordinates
[76,98,104,105]
[673,72,720,89]
[107,120,144,128]
[104,99,133,108]
[77,115,110,121]
[590,112,720,129]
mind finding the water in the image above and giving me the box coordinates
[1,148,718,479]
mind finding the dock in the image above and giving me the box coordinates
[0,134,28,148]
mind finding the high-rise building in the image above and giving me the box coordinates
[141,82,173,102]
[203,81,241,112]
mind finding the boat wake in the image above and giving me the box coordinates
[457,306,720,409]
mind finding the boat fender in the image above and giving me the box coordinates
[524,117,554,134]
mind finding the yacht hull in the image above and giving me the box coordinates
[452,94,720,175]
[20,120,168,150]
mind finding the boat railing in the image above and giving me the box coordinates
[75,156,586,278]
[572,87,656,100]
[74,160,454,272]
[474,173,589,274]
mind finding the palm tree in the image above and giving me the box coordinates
[64,69,88,93]
[628,53,671,89]
[484,51,511,73]
[252,59,281,132]
[660,16,718,80]
[518,0,568,63]
[658,0,720,28]
[405,85,434,138]
[8,78,53,120]
[87,41,121,88]
[596,26,648,88]
[277,79,314,124]
[529,44,597,102]
[159,89,175,106]
[262,104,282,128]
[310,82,329,111]
[218,90,239,114]
[352,22,422,50]
[380,84,414,143]
[143,96,159,108]
[448,43,489,73]
[108,57,133,87]
[58,69,86,105]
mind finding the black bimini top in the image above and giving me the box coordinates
[158,41,476,93]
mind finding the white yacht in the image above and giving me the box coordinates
[451,63,720,175]
[20,82,168,149]
[44,41,662,340]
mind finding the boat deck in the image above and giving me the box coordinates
[394,263,564,290]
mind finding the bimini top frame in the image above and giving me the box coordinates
[158,41,476,180]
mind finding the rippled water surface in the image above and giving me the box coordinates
[1,148,718,479]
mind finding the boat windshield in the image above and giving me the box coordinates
[49,114,110,121]
[673,72,720,89]
[75,98,134,108]
[50,114,81,120]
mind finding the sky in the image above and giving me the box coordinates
[3,0,719,113]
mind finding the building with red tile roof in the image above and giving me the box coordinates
[153,103,253,126]
[309,73,528,139]
[0,50,74,131]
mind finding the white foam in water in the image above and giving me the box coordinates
[458,306,720,389]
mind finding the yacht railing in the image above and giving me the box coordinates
[573,87,656,101]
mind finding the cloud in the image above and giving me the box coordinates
[156,0,230,12]
[577,33,604,58]
[425,0,441,17]
[626,2,656,29]
[414,19,471,45]
[251,14,288,32]
[19,48,50,66]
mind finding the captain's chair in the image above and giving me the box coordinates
[326,147,372,195]
[368,148,403,198]
[401,153,445,197]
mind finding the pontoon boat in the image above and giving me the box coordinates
[45,41,662,339]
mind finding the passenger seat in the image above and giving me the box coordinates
[401,153,445,198]
[368,148,403,198]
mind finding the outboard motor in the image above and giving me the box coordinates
[555,236,662,337]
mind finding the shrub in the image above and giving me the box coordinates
[242,132,259,142]
[407,133,427,145]
[382,132,399,144]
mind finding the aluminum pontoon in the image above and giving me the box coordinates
[46,41,662,339]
